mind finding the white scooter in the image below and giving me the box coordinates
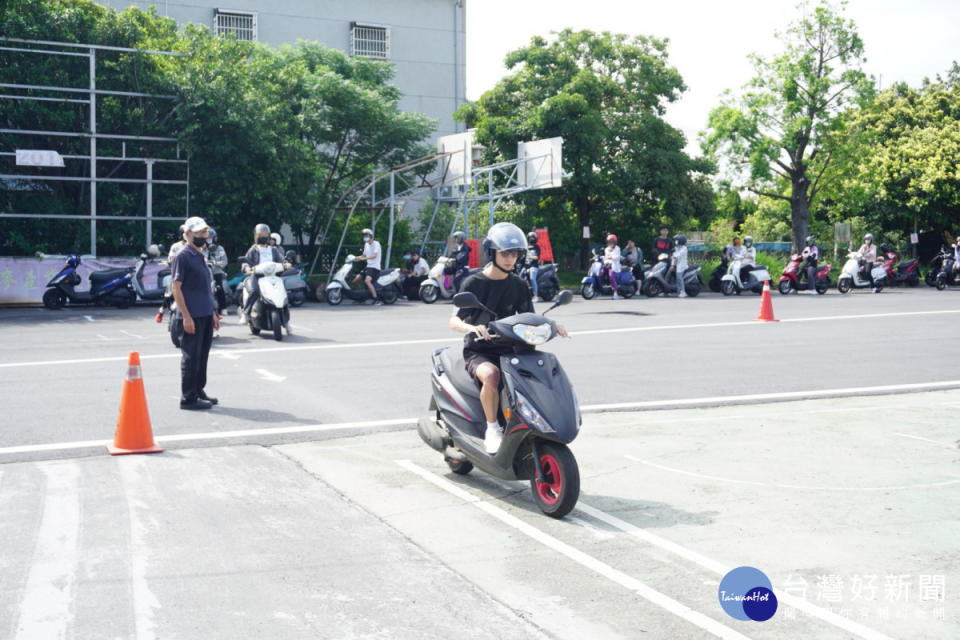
[837,252,887,294]
[721,258,771,295]
[325,255,401,305]
[418,256,460,304]
[242,262,291,340]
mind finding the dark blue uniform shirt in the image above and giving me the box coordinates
[171,245,215,317]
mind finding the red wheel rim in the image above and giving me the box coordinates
[535,453,563,505]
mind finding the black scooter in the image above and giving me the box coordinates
[43,254,136,309]
[417,290,581,518]
[709,256,729,293]
[519,262,560,301]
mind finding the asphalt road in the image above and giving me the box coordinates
[1,286,959,455]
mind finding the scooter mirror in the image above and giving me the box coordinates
[556,289,574,306]
[453,292,481,309]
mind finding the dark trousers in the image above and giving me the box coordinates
[403,275,425,299]
[181,314,213,403]
[213,273,227,313]
[243,275,260,315]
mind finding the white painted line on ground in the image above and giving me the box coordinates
[894,432,959,450]
[119,459,159,639]
[216,351,242,360]
[83,315,94,322]
[394,459,753,640]
[255,368,287,383]
[4,307,957,370]
[96,333,120,341]
[14,463,80,640]
[581,380,960,412]
[120,329,144,339]
[624,455,960,491]
[0,418,417,456]
[575,502,893,640]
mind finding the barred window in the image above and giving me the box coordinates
[214,10,257,42]
[350,22,390,59]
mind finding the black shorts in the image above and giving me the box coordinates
[465,352,499,382]
[363,268,380,281]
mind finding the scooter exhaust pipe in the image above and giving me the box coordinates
[417,416,447,453]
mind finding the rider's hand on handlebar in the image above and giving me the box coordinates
[470,324,492,341]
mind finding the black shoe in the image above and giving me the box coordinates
[180,399,213,411]
[198,391,218,405]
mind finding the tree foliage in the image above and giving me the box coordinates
[702,1,873,251]
[0,0,433,260]
[457,29,712,265]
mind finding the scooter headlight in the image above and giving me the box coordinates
[515,391,553,432]
[512,322,552,345]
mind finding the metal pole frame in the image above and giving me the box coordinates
[0,38,189,256]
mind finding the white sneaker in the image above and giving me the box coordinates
[484,425,504,454]
[238,312,247,325]
[678,292,688,298]
[532,296,542,303]
[612,293,620,300]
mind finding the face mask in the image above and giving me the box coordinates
[403,254,411,261]
[192,236,207,248]
[363,236,372,243]
[257,237,268,245]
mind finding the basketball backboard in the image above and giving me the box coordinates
[517,137,563,189]
[436,131,473,187]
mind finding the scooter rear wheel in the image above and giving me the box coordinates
[381,287,398,305]
[530,441,580,519]
[445,458,473,475]
[643,280,662,297]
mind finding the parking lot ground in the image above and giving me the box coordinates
[2,390,957,639]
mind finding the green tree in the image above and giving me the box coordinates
[832,66,960,238]
[702,1,873,251]
[457,29,711,266]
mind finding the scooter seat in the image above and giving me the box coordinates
[89,268,130,283]
[437,348,482,399]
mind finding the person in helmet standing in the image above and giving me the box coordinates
[450,223,568,454]
[526,231,542,302]
[801,236,819,291]
[240,224,285,322]
[857,233,879,292]
[354,228,383,304]
[672,234,689,297]
[206,228,229,317]
[602,234,622,300]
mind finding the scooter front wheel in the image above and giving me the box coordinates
[721,280,736,296]
[326,288,343,305]
[530,441,580,519]
[420,284,439,304]
[42,289,66,309]
[272,309,283,341]
[445,458,473,475]
[778,280,792,295]
[837,278,852,294]
[580,283,597,300]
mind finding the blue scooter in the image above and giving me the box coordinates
[42,254,136,309]
[580,249,638,299]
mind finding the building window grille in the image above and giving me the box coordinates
[214,10,257,42]
[350,23,390,59]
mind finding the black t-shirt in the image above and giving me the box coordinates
[453,244,471,269]
[653,237,673,258]
[456,271,533,358]
[171,245,214,318]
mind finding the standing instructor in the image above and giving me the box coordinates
[171,216,220,410]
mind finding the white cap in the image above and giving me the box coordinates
[184,216,208,233]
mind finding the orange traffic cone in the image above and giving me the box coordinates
[108,352,163,455]
[755,281,779,323]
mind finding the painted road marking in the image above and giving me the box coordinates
[3,307,958,369]
[394,459,754,640]
[119,459,159,640]
[15,464,80,640]
[574,503,893,640]
[624,455,960,491]
[255,368,287,383]
[83,315,94,322]
[0,418,417,456]
[893,432,958,450]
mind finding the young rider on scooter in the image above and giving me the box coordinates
[857,233,879,292]
[240,224,286,323]
[739,236,758,284]
[354,228,383,305]
[449,223,568,455]
[602,234,622,300]
[801,236,819,290]
[672,234,689,297]
[526,231,542,302]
